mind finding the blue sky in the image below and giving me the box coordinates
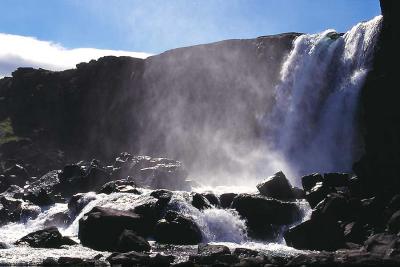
[0,0,380,53]
[0,0,381,77]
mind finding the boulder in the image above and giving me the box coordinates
[232,248,259,258]
[0,242,9,249]
[1,185,24,199]
[202,193,220,207]
[323,173,350,187]
[78,206,149,250]
[256,171,294,200]
[301,173,323,191]
[0,196,40,225]
[191,193,212,210]
[116,229,151,252]
[311,192,351,222]
[44,210,71,228]
[343,221,368,244]
[189,244,236,265]
[23,170,59,206]
[291,187,305,199]
[387,210,400,234]
[231,193,301,239]
[150,189,173,203]
[284,218,345,251]
[15,227,76,248]
[133,196,170,230]
[154,211,202,245]
[305,182,334,208]
[219,193,237,208]
[98,179,139,194]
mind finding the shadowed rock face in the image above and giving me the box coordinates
[0,33,299,178]
[355,0,400,196]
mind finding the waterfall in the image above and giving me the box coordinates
[267,15,383,180]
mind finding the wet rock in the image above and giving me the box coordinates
[203,192,220,207]
[150,189,173,202]
[44,210,71,228]
[15,226,76,248]
[387,210,400,234]
[0,242,8,249]
[256,171,294,200]
[364,233,400,256]
[311,192,351,222]
[305,182,334,208]
[42,257,58,266]
[343,221,368,244]
[284,217,345,251]
[78,206,149,251]
[3,164,29,187]
[192,193,212,210]
[1,185,24,199]
[68,192,97,217]
[219,193,237,208]
[190,244,237,265]
[301,173,324,191]
[117,229,151,252]
[291,187,305,199]
[0,196,40,225]
[59,164,85,182]
[98,179,139,194]
[233,248,259,258]
[154,211,202,245]
[231,193,301,239]
[57,257,85,266]
[140,163,189,191]
[107,251,150,266]
[133,195,170,227]
[24,188,55,206]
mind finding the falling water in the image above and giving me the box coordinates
[267,16,383,180]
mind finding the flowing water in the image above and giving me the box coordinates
[0,16,383,265]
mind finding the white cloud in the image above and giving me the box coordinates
[0,33,152,78]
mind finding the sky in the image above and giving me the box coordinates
[0,0,381,77]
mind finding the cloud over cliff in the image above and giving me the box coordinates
[0,33,151,78]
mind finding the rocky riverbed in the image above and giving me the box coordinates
[0,152,400,266]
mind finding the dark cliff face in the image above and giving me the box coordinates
[355,0,400,195]
[0,33,298,176]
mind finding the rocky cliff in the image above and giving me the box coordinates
[0,33,298,177]
[355,0,400,196]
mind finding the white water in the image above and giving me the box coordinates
[266,16,382,183]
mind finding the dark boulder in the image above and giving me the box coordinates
[305,182,335,208]
[133,196,170,230]
[387,210,400,234]
[24,188,55,206]
[78,206,149,250]
[284,218,345,251]
[192,193,212,210]
[116,229,151,252]
[154,211,202,245]
[15,226,76,248]
[311,192,351,222]
[139,162,189,191]
[256,171,294,200]
[1,185,24,199]
[219,193,237,208]
[0,196,40,225]
[150,189,173,202]
[59,164,85,183]
[0,242,9,249]
[343,221,368,244]
[301,173,323,191]
[23,170,59,205]
[323,173,350,188]
[98,179,139,194]
[231,193,301,239]
[202,192,220,207]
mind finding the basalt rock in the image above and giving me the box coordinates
[15,226,76,248]
[154,211,202,245]
[191,193,212,210]
[98,179,139,194]
[219,193,237,208]
[256,171,295,200]
[78,206,150,250]
[284,217,345,251]
[231,193,302,239]
[116,229,151,252]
